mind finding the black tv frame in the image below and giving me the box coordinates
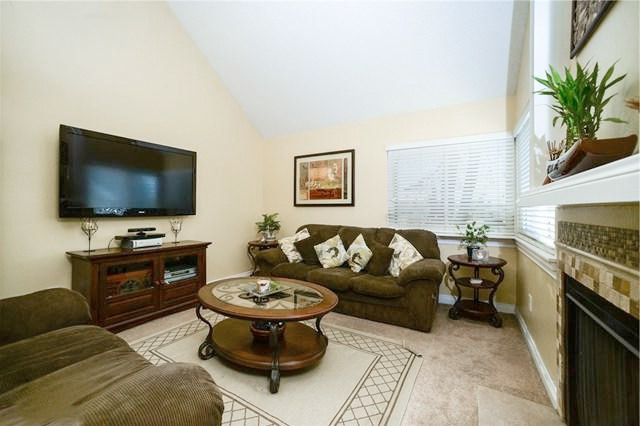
[59,125,196,218]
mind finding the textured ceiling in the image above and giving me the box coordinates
[169,1,525,137]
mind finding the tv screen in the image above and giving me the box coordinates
[59,125,196,217]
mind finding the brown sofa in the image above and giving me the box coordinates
[0,288,224,425]
[255,224,445,332]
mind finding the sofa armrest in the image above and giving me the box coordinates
[255,247,288,275]
[0,288,91,346]
[82,363,224,426]
[398,258,446,287]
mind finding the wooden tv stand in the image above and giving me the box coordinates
[67,240,211,332]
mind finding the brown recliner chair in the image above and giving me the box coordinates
[0,288,224,425]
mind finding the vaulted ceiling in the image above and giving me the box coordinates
[169,1,527,137]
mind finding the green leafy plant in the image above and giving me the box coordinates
[255,213,281,232]
[535,62,627,150]
[457,221,489,248]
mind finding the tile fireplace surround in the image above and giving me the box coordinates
[554,206,639,418]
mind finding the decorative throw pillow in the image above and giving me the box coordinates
[278,228,310,263]
[346,234,373,272]
[366,243,395,276]
[314,235,349,269]
[387,233,424,277]
[294,233,325,265]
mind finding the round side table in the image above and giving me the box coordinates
[247,240,279,275]
[447,254,507,328]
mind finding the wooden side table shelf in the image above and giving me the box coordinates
[447,254,507,328]
[247,240,279,275]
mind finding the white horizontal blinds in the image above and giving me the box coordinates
[387,135,515,236]
[517,206,556,248]
[514,112,556,249]
[515,114,531,196]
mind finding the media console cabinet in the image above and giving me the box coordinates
[67,240,211,332]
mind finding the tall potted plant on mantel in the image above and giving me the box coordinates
[255,213,281,242]
[535,62,637,184]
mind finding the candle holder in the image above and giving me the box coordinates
[169,218,183,244]
[80,218,99,253]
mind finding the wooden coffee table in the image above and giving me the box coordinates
[196,277,338,393]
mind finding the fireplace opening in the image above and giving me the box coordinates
[565,275,639,426]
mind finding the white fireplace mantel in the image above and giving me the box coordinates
[519,154,640,207]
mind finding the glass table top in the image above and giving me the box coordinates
[211,278,324,310]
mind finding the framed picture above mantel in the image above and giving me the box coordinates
[570,0,614,58]
[294,149,354,206]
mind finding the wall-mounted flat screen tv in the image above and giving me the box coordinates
[59,125,196,217]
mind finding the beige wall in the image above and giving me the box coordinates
[0,2,264,298]
[514,0,639,388]
[510,12,531,127]
[263,96,518,304]
[516,252,558,381]
[531,0,639,187]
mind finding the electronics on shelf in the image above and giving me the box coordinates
[164,265,197,283]
[115,227,165,249]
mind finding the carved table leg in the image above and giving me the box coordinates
[247,245,258,276]
[269,322,281,393]
[196,303,216,359]
[315,316,325,336]
[488,266,505,328]
[448,262,462,320]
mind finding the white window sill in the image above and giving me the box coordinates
[515,236,557,279]
[437,236,516,248]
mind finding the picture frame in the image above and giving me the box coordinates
[570,0,614,58]
[294,149,355,206]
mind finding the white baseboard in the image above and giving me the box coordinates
[208,270,252,284]
[438,293,515,314]
[515,308,558,409]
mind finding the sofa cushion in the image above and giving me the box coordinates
[0,325,132,394]
[376,228,440,260]
[297,224,341,241]
[366,243,395,276]
[294,233,324,265]
[278,228,310,263]
[351,275,406,299]
[0,343,150,425]
[314,235,349,268]
[307,267,361,292]
[0,288,91,347]
[388,233,424,277]
[338,226,377,248]
[346,234,373,272]
[271,262,318,280]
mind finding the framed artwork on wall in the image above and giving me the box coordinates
[570,0,614,58]
[294,149,355,206]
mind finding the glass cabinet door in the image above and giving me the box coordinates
[163,254,199,285]
[105,261,154,299]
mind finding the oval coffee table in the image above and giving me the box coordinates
[196,277,338,393]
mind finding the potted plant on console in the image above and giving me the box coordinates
[535,62,637,184]
[256,213,281,242]
[457,221,489,261]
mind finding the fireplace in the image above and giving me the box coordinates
[565,275,639,426]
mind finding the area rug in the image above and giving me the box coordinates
[130,311,422,426]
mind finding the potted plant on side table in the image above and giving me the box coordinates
[457,221,489,261]
[256,213,281,242]
[535,62,637,184]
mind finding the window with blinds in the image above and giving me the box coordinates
[387,133,515,237]
[514,112,556,250]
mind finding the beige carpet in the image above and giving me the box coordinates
[477,386,564,426]
[127,312,422,425]
[119,305,560,425]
